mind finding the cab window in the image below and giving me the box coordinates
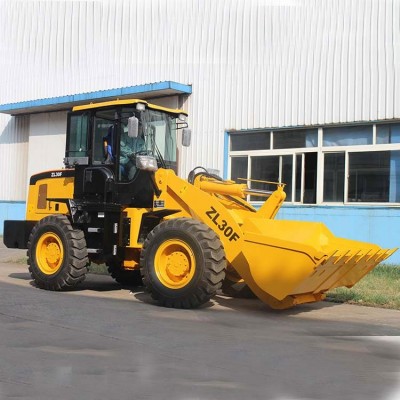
[66,113,89,157]
[93,109,117,164]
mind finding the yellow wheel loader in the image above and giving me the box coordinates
[3,99,396,309]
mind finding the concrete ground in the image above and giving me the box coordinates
[0,241,400,400]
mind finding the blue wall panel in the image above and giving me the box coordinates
[0,202,26,235]
[277,205,400,264]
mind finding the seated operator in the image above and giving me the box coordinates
[103,125,114,164]
[119,123,146,181]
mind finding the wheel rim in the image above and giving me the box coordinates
[154,239,196,289]
[36,232,64,275]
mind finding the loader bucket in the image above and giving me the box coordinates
[231,218,396,309]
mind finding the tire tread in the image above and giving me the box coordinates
[27,215,88,291]
[140,218,226,309]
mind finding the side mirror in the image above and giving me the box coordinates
[182,128,192,147]
[128,116,139,138]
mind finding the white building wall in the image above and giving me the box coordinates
[27,112,68,183]
[0,114,29,201]
[1,0,400,190]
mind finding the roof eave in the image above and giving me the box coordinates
[0,81,192,116]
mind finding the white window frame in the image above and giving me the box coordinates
[228,122,400,206]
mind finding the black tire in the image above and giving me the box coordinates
[220,266,256,299]
[221,279,257,299]
[27,215,88,290]
[140,218,226,309]
[107,259,143,286]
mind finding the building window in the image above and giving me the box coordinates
[376,123,400,144]
[323,152,345,202]
[348,151,400,203]
[250,156,280,201]
[228,123,400,205]
[323,125,372,146]
[273,129,317,149]
[66,113,89,157]
[230,131,270,151]
[231,157,248,182]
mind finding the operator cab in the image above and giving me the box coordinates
[64,99,190,207]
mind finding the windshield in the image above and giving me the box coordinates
[141,109,177,170]
[118,107,178,180]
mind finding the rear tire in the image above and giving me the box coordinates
[221,279,256,299]
[140,218,226,308]
[220,267,256,299]
[27,215,88,290]
[107,260,143,286]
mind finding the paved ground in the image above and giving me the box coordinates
[0,242,400,400]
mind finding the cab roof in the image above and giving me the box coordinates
[72,99,188,117]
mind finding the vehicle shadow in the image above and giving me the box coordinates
[131,290,338,314]
[132,291,214,309]
[8,272,31,281]
[8,271,127,293]
[212,292,338,315]
[8,271,319,313]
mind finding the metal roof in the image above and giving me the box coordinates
[0,81,192,116]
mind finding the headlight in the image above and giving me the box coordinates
[136,155,158,171]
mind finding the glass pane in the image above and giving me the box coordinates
[377,125,390,144]
[323,153,345,202]
[281,155,293,202]
[230,131,270,151]
[274,129,317,149]
[389,151,400,202]
[323,125,372,146]
[250,156,279,200]
[230,157,248,183]
[303,152,317,204]
[142,109,176,171]
[295,154,302,202]
[348,151,392,202]
[67,114,89,157]
[376,124,400,144]
[94,110,116,164]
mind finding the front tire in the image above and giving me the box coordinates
[140,218,226,308]
[27,215,88,290]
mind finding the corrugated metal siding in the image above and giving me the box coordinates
[0,114,29,201]
[1,0,400,182]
